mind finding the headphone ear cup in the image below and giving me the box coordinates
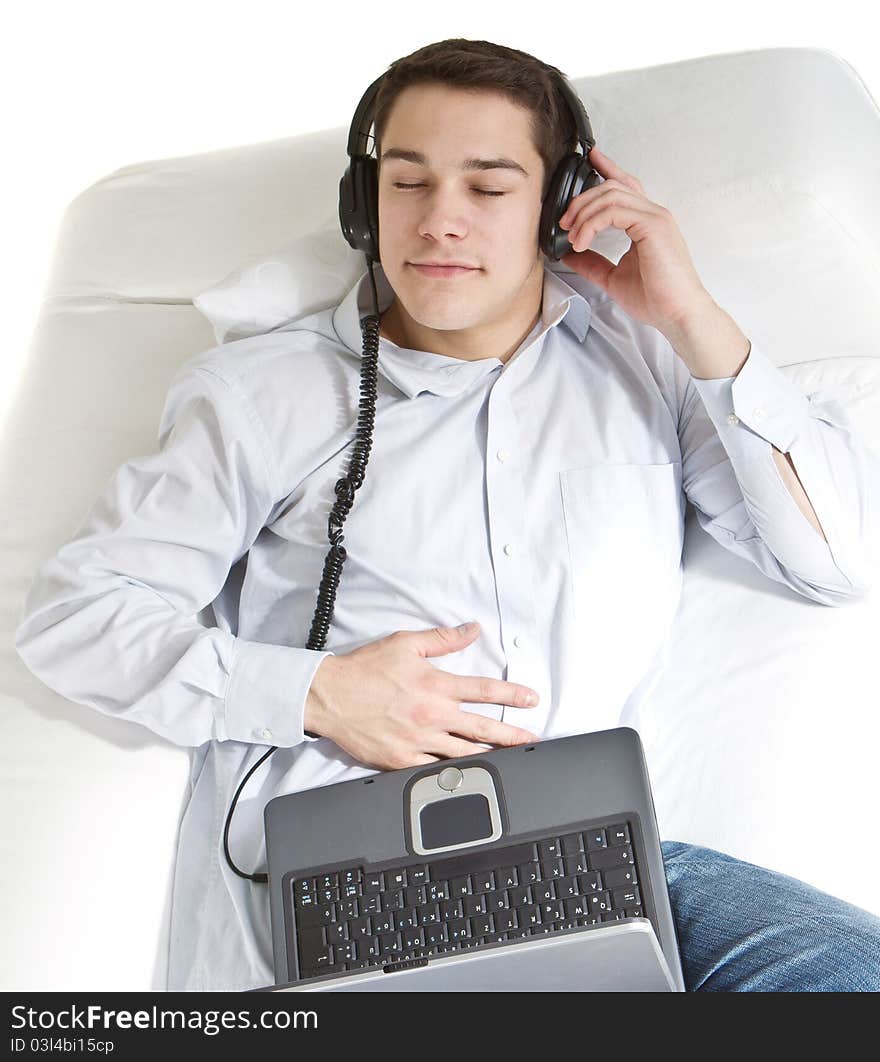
[540,154,604,261]
[338,156,380,261]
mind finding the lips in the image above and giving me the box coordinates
[410,263,478,278]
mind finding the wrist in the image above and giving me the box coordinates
[304,654,340,739]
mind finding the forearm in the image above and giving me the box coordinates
[661,295,827,542]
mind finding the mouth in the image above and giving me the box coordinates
[409,263,479,278]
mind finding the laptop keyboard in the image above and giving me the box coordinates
[289,820,645,982]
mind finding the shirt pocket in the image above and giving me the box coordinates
[560,461,685,649]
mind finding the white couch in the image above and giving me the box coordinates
[3,46,879,991]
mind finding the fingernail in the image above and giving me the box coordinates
[526,692,539,705]
[457,621,477,633]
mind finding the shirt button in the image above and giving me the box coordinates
[503,543,515,556]
[513,636,523,648]
[496,449,510,462]
[726,413,739,425]
[260,727,274,741]
[753,407,766,422]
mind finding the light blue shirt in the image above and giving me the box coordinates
[14,261,875,990]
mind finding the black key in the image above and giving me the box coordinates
[318,886,339,903]
[541,859,564,879]
[428,842,536,882]
[561,832,584,854]
[541,901,563,923]
[472,871,495,893]
[360,894,381,916]
[363,872,384,894]
[423,923,448,946]
[395,909,417,931]
[440,899,463,920]
[335,940,357,961]
[416,902,441,926]
[426,880,450,903]
[294,878,315,901]
[486,890,510,913]
[495,909,519,932]
[472,913,494,936]
[536,881,556,903]
[603,866,638,889]
[340,868,362,886]
[585,829,607,851]
[462,894,487,917]
[601,911,625,922]
[520,904,542,927]
[401,927,424,950]
[518,862,541,885]
[296,892,316,910]
[339,898,358,919]
[563,852,590,875]
[297,927,330,970]
[449,875,471,898]
[326,922,349,944]
[588,846,634,872]
[625,906,644,918]
[496,866,518,889]
[347,959,371,970]
[373,912,394,935]
[579,870,603,893]
[483,933,508,944]
[587,891,612,914]
[318,872,338,889]
[341,883,361,900]
[510,886,532,907]
[383,889,405,912]
[349,916,371,939]
[362,936,381,959]
[564,896,587,919]
[613,885,641,908]
[303,961,344,978]
[407,865,429,885]
[447,918,472,941]
[378,932,402,956]
[386,868,407,889]
[537,838,561,861]
[607,823,630,846]
[297,902,336,929]
[557,875,580,898]
[404,885,425,907]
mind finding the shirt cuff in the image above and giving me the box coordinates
[224,639,335,746]
[688,339,811,456]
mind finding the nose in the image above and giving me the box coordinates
[416,185,469,242]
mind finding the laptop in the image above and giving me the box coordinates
[257,726,685,992]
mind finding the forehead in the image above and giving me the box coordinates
[379,83,539,168]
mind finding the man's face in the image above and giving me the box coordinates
[376,83,547,359]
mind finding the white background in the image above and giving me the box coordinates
[3,0,878,431]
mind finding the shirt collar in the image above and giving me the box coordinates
[332,260,592,399]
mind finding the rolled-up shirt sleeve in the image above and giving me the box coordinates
[14,363,332,748]
[673,339,879,605]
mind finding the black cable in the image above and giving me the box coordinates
[223,254,382,883]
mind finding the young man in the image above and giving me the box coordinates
[15,39,880,991]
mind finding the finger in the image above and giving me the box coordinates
[559,179,638,229]
[590,147,644,193]
[569,200,659,252]
[450,712,541,747]
[424,733,500,760]
[445,673,540,709]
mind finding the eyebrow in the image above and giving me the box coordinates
[380,148,529,178]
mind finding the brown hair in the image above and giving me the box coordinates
[371,38,579,200]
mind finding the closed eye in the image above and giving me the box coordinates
[392,182,506,197]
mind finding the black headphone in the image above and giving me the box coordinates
[338,71,603,264]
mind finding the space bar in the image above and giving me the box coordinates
[427,841,537,880]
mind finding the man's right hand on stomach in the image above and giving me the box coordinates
[303,621,541,771]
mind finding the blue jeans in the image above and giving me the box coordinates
[660,840,880,991]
